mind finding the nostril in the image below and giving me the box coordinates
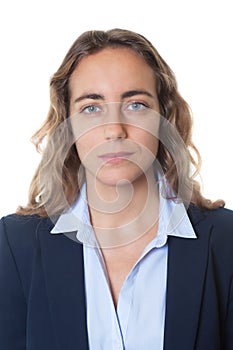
[104,123,127,140]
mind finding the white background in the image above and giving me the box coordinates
[0,0,232,218]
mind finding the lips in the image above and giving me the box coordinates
[98,151,134,162]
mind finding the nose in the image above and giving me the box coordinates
[103,105,127,140]
[104,122,127,140]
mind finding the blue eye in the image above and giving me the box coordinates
[81,105,101,114]
[127,102,147,111]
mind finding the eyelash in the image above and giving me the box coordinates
[80,105,101,114]
[80,101,150,114]
[127,101,149,110]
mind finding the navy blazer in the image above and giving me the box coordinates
[0,205,233,350]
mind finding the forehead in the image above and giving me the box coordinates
[74,46,151,72]
[69,47,156,97]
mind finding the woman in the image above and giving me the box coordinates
[0,28,232,350]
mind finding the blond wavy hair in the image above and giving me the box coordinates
[17,28,224,217]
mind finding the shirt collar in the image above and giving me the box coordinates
[50,179,196,244]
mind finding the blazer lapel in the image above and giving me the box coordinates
[164,206,212,350]
[37,218,89,350]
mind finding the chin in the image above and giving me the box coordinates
[95,168,146,187]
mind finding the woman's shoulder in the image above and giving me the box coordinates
[204,205,233,225]
[1,212,43,225]
[189,204,233,228]
[205,207,233,242]
[0,213,54,274]
[0,213,53,246]
[0,214,54,301]
[187,206,233,274]
[1,213,46,231]
[189,205,233,253]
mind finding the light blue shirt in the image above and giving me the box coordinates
[51,181,196,350]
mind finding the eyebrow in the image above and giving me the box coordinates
[74,89,154,103]
[121,90,154,99]
[74,93,104,103]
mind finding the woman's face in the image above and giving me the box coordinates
[69,47,160,186]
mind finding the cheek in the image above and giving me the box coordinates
[127,116,160,153]
[75,135,93,162]
[74,131,102,166]
[147,136,159,155]
[131,129,159,156]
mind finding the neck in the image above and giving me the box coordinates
[85,168,160,248]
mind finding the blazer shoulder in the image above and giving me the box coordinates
[197,206,233,252]
[204,206,233,231]
[188,205,233,246]
[0,214,54,265]
[1,214,43,243]
[1,213,53,237]
[0,214,53,300]
[189,205,233,229]
[188,206,233,277]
